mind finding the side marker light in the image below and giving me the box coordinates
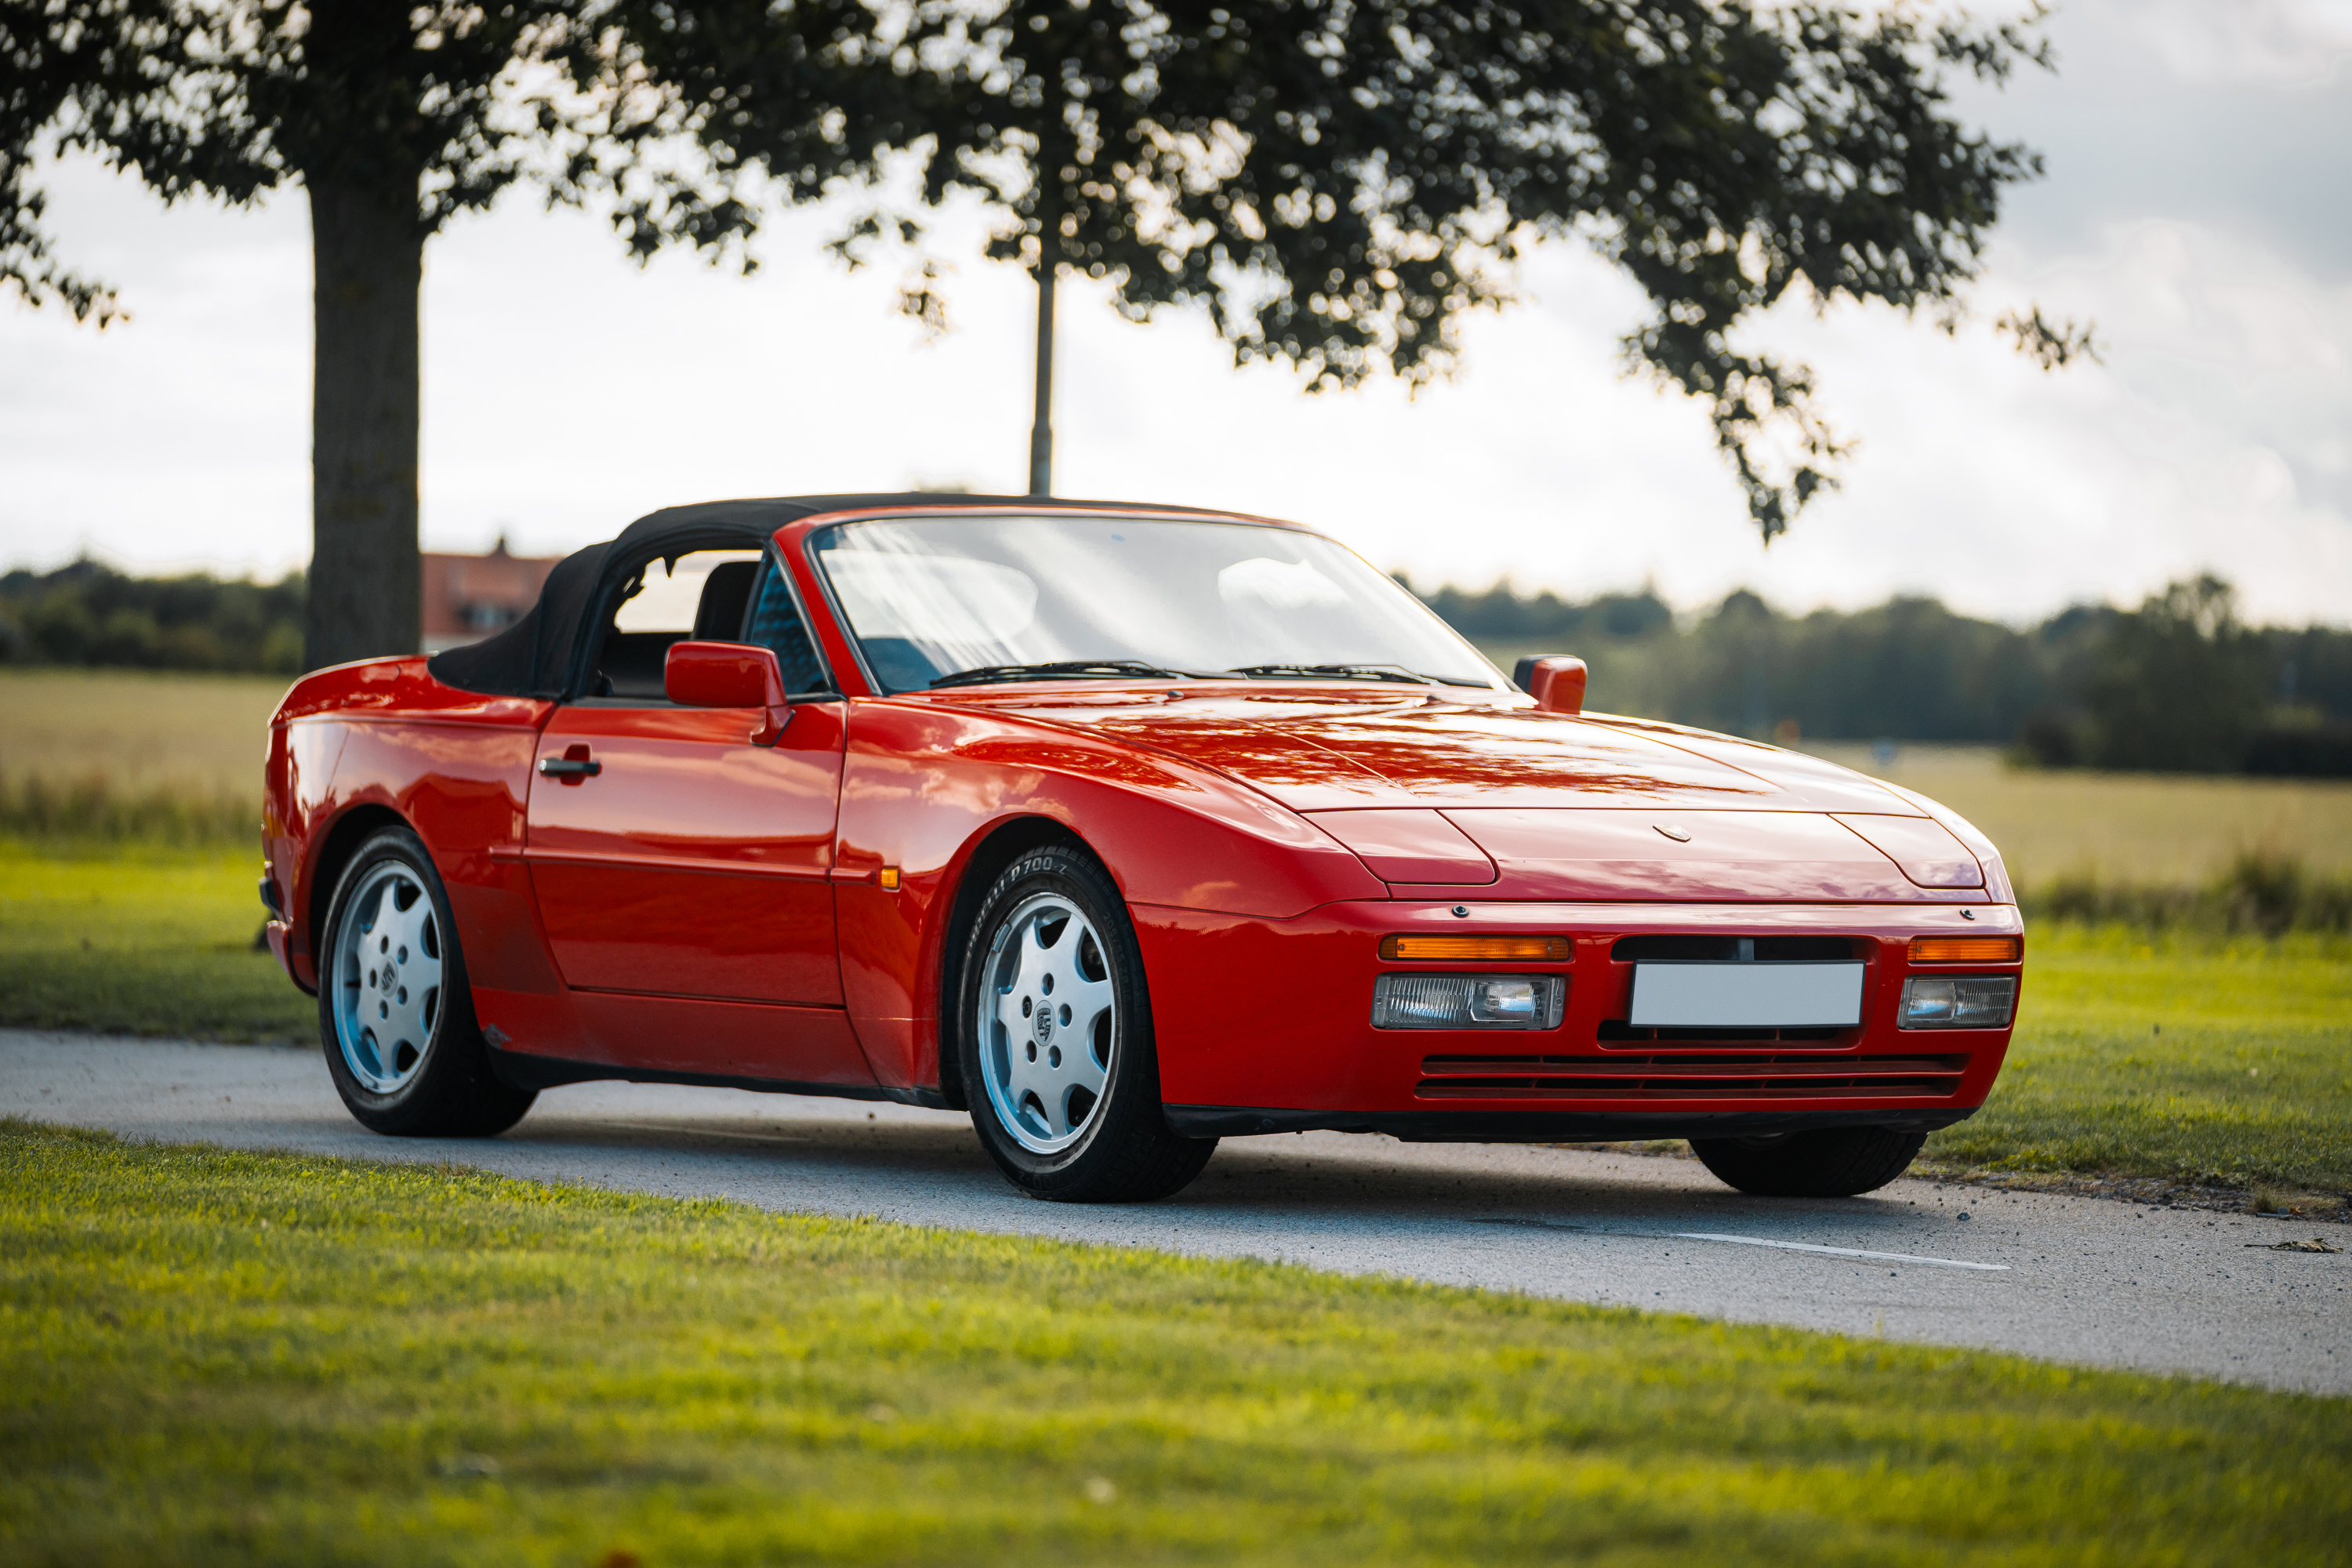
[877,867,901,891]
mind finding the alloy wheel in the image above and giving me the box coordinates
[976,891,1117,1154]
[330,861,445,1094]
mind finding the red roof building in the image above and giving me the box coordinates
[421,539,561,655]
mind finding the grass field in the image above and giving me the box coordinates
[1796,743,2352,890]
[1922,925,2352,1193]
[0,668,286,797]
[4,1120,2345,1567]
[4,844,2347,1195]
[0,844,310,1041]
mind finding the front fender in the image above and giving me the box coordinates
[832,700,1385,1089]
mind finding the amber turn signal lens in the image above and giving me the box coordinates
[1907,935,2020,964]
[877,867,902,891]
[1380,935,1573,962]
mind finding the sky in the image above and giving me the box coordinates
[3,0,2350,627]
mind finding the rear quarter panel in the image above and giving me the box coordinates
[268,659,555,999]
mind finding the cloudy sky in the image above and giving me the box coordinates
[3,0,2349,626]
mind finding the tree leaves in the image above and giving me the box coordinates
[5,0,2089,540]
[804,0,2079,540]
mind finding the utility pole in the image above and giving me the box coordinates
[1026,78,1066,499]
[1027,256,1056,495]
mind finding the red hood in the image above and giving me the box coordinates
[931,687,2002,903]
[965,688,1911,813]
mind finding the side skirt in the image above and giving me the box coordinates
[1163,1105,1978,1142]
[487,1044,954,1112]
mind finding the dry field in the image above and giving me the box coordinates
[0,669,287,797]
[1796,742,2352,888]
[4,671,2348,888]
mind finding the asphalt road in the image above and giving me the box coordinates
[5,1030,2344,1395]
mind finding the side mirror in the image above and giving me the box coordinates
[1512,655,1588,716]
[665,641,791,742]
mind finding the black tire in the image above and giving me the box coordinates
[317,826,535,1138]
[955,844,1215,1202]
[1689,1126,1926,1198]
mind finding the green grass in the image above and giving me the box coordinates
[0,843,311,1040]
[4,1121,2346,1566]
[1924,924,2352,1192]
[5,847,2350,1191]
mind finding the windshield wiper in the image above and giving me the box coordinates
[1230,662,1496,688]
[1229,662,1435,685]
[927,659,1192,689]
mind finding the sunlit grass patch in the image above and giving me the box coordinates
[0,842,310,1040]
[1926,924,2352,1191]
[3,1120,2347,1566]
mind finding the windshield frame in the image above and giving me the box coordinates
[796,507,1510,699]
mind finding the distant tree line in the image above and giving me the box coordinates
[1412,573,2352,777]
[5,556,2345,775]
[0,560,303,674]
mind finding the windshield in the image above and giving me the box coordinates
[810,516,1502,695]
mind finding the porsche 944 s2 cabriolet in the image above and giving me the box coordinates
[261,494,2023,1203]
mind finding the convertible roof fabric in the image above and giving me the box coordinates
[424,492,1232,699]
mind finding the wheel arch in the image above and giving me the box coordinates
[930,813,1097,1111]
[303,802,412,966]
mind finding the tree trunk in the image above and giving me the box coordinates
[306,178,423,670]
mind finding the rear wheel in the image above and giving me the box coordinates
[318,826,535,1138]
[1689,1126,1926,1198]
[956,845,1214,1202]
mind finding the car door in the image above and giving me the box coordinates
[522,548,862,1077]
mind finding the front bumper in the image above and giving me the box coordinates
[1133,898,2021,1134]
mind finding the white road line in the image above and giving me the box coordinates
[1672,1232,2009,1271]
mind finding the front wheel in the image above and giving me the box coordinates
[318,826,535,1138]
[1689,1126,1926,1198]
[956,844,1214,1203]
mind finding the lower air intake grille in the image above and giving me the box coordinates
[1416,1052,1969,1101]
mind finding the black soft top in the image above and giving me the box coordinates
[424,492,1236,699]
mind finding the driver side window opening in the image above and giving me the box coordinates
[591,549,829,701]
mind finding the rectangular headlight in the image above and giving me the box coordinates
[1898,975,2016,1029]
[1372,974,1566,1030]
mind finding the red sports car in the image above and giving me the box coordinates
[263,495,2022,1203]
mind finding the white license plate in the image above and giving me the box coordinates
[1627,963,1864,1028]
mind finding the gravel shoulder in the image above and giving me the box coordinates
[5,1029,2344,1396]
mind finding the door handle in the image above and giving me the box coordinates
[539,755,602,778]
